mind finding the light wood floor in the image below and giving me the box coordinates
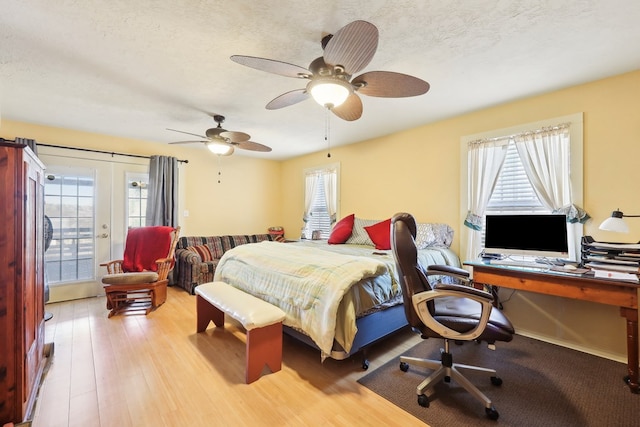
[32,286,428,427]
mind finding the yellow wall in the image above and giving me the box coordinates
[0,120,283,236]
[281,70,640,361]
[2,70,638,361]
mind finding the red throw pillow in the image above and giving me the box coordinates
[328,214,355,244]
[364,218,392,250]
[186,244,214,261]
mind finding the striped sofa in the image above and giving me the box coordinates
[173,234,274,294]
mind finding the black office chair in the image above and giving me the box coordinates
[391,212,515,420]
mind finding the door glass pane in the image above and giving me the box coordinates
[44,172,96,284]
[126,173,148,229]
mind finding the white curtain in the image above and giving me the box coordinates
[322,169,337,223]
[146,155,179,227]
[464,138,509,261]
[303,172,319,224]
[514,125,570,212]
[514,124,581,259]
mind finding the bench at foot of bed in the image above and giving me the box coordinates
[195,281,286,384]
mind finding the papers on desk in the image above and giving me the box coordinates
[585,261,639,273]
[591,269,640,283]
[581,236,640,282]
[584,256,638,266]
[549,266,591,275]
[586,241,640,250]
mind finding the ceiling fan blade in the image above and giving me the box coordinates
[230,55,311,78]
[166,128,208,139]
[266,89,310,110]
[331,93,363,121]
[234,140,273,152]
[168,140,207,145]
[352,71,430,97]
[323,20,378,75]
[220,130,250,143]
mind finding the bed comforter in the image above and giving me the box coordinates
[213,240,460,357]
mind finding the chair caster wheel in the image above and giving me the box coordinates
[417,394,429,407]
[485,406,499,420]
[362,359,369,370]
[400,362,409,372]
[490,376,503,386]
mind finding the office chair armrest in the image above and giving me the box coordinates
[426,264,469,278]
[412,287,494,341]
[433,282,493,302]
[426,265,471,284]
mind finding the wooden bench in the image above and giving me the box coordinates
[195,281,286,384]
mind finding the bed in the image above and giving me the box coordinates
[212,218,461,367]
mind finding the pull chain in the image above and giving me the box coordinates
[325,107,332,158]
[217,155,222,184]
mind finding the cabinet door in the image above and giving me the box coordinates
[21,150,45,417]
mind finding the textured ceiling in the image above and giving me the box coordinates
[1,1,639,160]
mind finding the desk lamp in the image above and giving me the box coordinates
[598,209,640,233]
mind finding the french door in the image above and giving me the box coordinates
[38,148,148,302]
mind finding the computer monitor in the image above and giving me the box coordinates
[484,214,569,259]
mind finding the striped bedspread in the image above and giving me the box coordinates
[213,240,461,357]
[213,241,389,355]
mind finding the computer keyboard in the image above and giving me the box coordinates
[489,259,552,269]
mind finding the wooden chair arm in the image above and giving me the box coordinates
[100,260,124,274]
[154,257,174,280]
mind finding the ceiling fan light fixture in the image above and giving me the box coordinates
[205,141,234,156]
[307,78,351,109]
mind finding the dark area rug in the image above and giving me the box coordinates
[358,335,638,426]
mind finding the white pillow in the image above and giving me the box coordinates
[415,223,454,249]
[345,218,378,246]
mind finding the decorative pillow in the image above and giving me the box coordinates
[186,244,214,262]
[345,217,378,246]
[364,218,392,250]
[328,213,355,244]
[415,223,454,249]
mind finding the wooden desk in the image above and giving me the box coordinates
[465,262,639,394]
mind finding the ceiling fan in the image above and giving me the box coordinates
[230,20,430,121]
[167,115,272,156]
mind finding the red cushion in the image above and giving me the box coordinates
[328,214,355,244]
[122,226,175,272]
[364,218,392,250]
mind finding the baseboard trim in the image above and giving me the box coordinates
[515,331,626,364]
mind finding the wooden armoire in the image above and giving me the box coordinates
[0,142,47,424]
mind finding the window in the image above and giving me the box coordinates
[44,172,95,283]
[486,143,548,214]
[460,113,584,261]
[303,164,339,239]
[126,172,148,228]
[481,143,550,242]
